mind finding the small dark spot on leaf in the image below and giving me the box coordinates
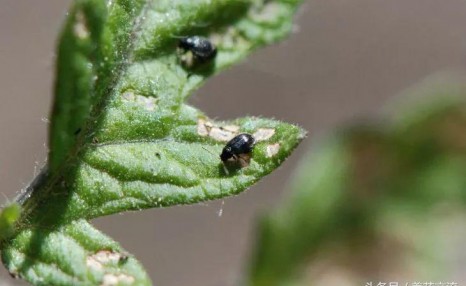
[119,254,129,265]
[74,128,82,135]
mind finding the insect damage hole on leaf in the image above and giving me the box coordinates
[87,250,128,270]
[73,10,90,39]
[121,91,158,111]
[101,273,135,286]
[253,128,275,141]
[197,118,240,141]
[266,143,280,158]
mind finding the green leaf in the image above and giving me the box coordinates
[48,0,303,172]
[24,0,305,224]
[30,110,305,224]
[0,204,21,241]
[2,219,150,285]
[3,0,305,284]
[49,0,139,171]
[247,80,466,286]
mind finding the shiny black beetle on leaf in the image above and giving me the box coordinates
[178,36,217,67]
[220,134,256,167]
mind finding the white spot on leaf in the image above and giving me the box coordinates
[122,91,158,111]
[253,128,275,141]
[266,143,280,158]
[197,119,239,141]
[222,125,240,133]
[74,11,89,39]
[122,91,136,101]
[101,273,135,286]
[210,127,236,141]
[93,250,123,264]
[86,257,103,271]
[197,119,209,136]
[87,250,125,272]
[136,96,157,111]
[210,27,246,49]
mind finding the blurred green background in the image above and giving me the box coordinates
[1,1,466,285]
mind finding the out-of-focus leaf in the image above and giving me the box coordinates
[248,79,466,286]
[249,137,350,286]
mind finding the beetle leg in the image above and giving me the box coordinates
[222,163,230,175]
[238,153,251,168]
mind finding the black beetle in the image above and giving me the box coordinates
[178,36,217,66]
[220,134,255,167]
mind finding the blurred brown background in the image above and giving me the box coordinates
[1,1,466,285]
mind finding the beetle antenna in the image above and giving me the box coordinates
[202,146,217,158]
[202,147,230,175]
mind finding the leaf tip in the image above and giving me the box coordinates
[0,203,21,241]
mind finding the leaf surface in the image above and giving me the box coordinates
[2,220,150,286]
[2,0,305,284]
